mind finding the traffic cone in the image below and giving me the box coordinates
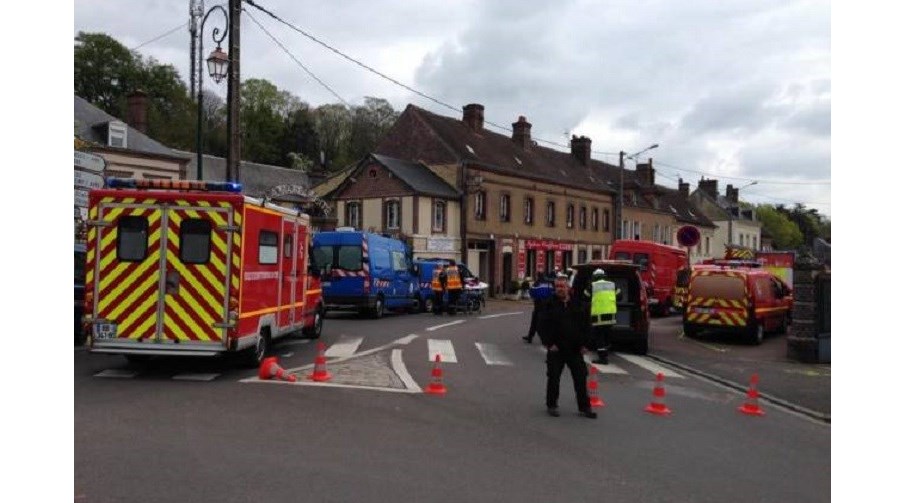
[587,365,605,408]
[307,341,331,382]
[738,374,766,416]
[645,372,672,416]
[424,354,447,395]
[258,356,297,382]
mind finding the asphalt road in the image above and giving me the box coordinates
[74,299,830,502]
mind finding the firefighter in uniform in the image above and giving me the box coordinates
[589,268,618,364]
[445,263,463,314]
[431,265,447,315]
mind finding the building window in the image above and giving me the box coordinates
[433,200,446,232]
[579,206,587,229]
[578,248,587,264]
[653,223,660,243]
[385,200,400,230]
[524,197,534,225]
[753,236,758,251]
[474,191,486,220]
[500,194,510,222]
[603,209,610,232]
[591,208,599,231]
[633,221,641,240]
[546,201,555,227]
[706,236,711,255]
[621,219,628,239]
[566,204,574,229]
[345,202,361,229]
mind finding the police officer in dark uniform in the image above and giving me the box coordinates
[538,274,597,419]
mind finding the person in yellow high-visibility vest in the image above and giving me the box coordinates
[445,264,463,314]
[589,268,618,364]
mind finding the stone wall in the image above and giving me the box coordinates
[787,257,830,363]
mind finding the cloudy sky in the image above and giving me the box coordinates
[73,0,831,216]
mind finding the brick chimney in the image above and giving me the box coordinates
[678,177,690,198]
[726,184,739,204]
[463,103,484,132]
[698,178,718,199]
[570,135,592,165]
[512,116,532,149]
[126,90,149,134]
[635,158,655,186]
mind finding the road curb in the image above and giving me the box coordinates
[647,353,831,424]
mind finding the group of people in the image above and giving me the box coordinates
[523,268,619,419]
[430,263,463,315]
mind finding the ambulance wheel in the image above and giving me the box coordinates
[747,323,764,345]
[242,331,270,367]
[778,314,791,335]
[303,307,324,339]
[683,323,698,339]
[371,296,385,319]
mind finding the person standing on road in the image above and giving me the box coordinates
[538,274,597,419]
[445,263,463,314]
[523,276,553,343]
[431,265,447,315]
[589,268,618,364]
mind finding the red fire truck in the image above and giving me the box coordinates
[609,240,688,316]
[83,178,324,366]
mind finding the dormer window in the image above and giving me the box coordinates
[107,121,127,148]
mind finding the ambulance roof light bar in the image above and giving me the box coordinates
[106,178,242,193]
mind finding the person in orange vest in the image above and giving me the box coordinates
[445,263,463,314]
[431,265,447,315]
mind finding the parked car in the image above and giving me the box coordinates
[683,266,793,345]
[569,261,650,355]
[412,258,485,313]
[75,242,87,345]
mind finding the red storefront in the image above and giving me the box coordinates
[518,239,574,278]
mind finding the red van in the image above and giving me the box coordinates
[610,240,688,316]
[683,267,793,345]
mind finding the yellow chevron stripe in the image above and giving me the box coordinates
[105,266,160,321]
[165,244,223,320]
[167,211,228,273]
[117,293,158,339]
[99,209,161,272]
[175,201,229,253]
[166,227,226,306]
[732,312,746,325]
[164,295,209,341]
[98,217,162,294]
[100,248,161,314]
[704,298,715,307]
[191,200,228,227]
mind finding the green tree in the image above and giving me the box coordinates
[314,103,353,171]
[347,97,399,161]
[756,205,803,249]
[240,78,296,165]
[74,32,141,115]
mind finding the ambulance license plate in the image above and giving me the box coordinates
[693,307,714,315]
[94,323,118,340]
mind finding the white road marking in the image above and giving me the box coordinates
[281,352,294,358]
[325,335,364,357]
[278,334,419,374]
[475,342,513,365]
[427,339,457,363]
[245,379,420,393]
[172,373,220,382]
[616,354,685,378]
[94,369,137,378]
[391,348,422,392]
[582,354,629,375]
[478,312,524,319]
[396,334,419,345]
[425,320,466,331]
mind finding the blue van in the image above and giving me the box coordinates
[312,229,418,318]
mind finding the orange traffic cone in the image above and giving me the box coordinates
[738,374,766,416]
[424,354,447,395]
[645,372,672,416]
[307,341,331,382]
[587,365,605,408]
[258,356,297,382]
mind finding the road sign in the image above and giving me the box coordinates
[74,151,106,173]
[676,225,701,248]
[75,170,104,190]
[75,188,89,208]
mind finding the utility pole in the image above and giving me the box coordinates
[617,151,624,240]
[225,0,242,183]
[189,0,203,99]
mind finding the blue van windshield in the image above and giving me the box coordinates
[313,245,364,271]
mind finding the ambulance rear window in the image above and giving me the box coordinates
[689,275,746,301]
[117,216,148,262]
[180,219,211,264]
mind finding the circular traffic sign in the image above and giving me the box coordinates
[676,225,701,247]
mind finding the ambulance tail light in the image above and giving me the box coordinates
[106,178,242,193]
[228,295,239,322]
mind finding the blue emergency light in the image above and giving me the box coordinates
[106,178,242,193]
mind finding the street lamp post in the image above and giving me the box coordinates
[617,144,658,240]
[195,5,230,180]
[727,180,758,245]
